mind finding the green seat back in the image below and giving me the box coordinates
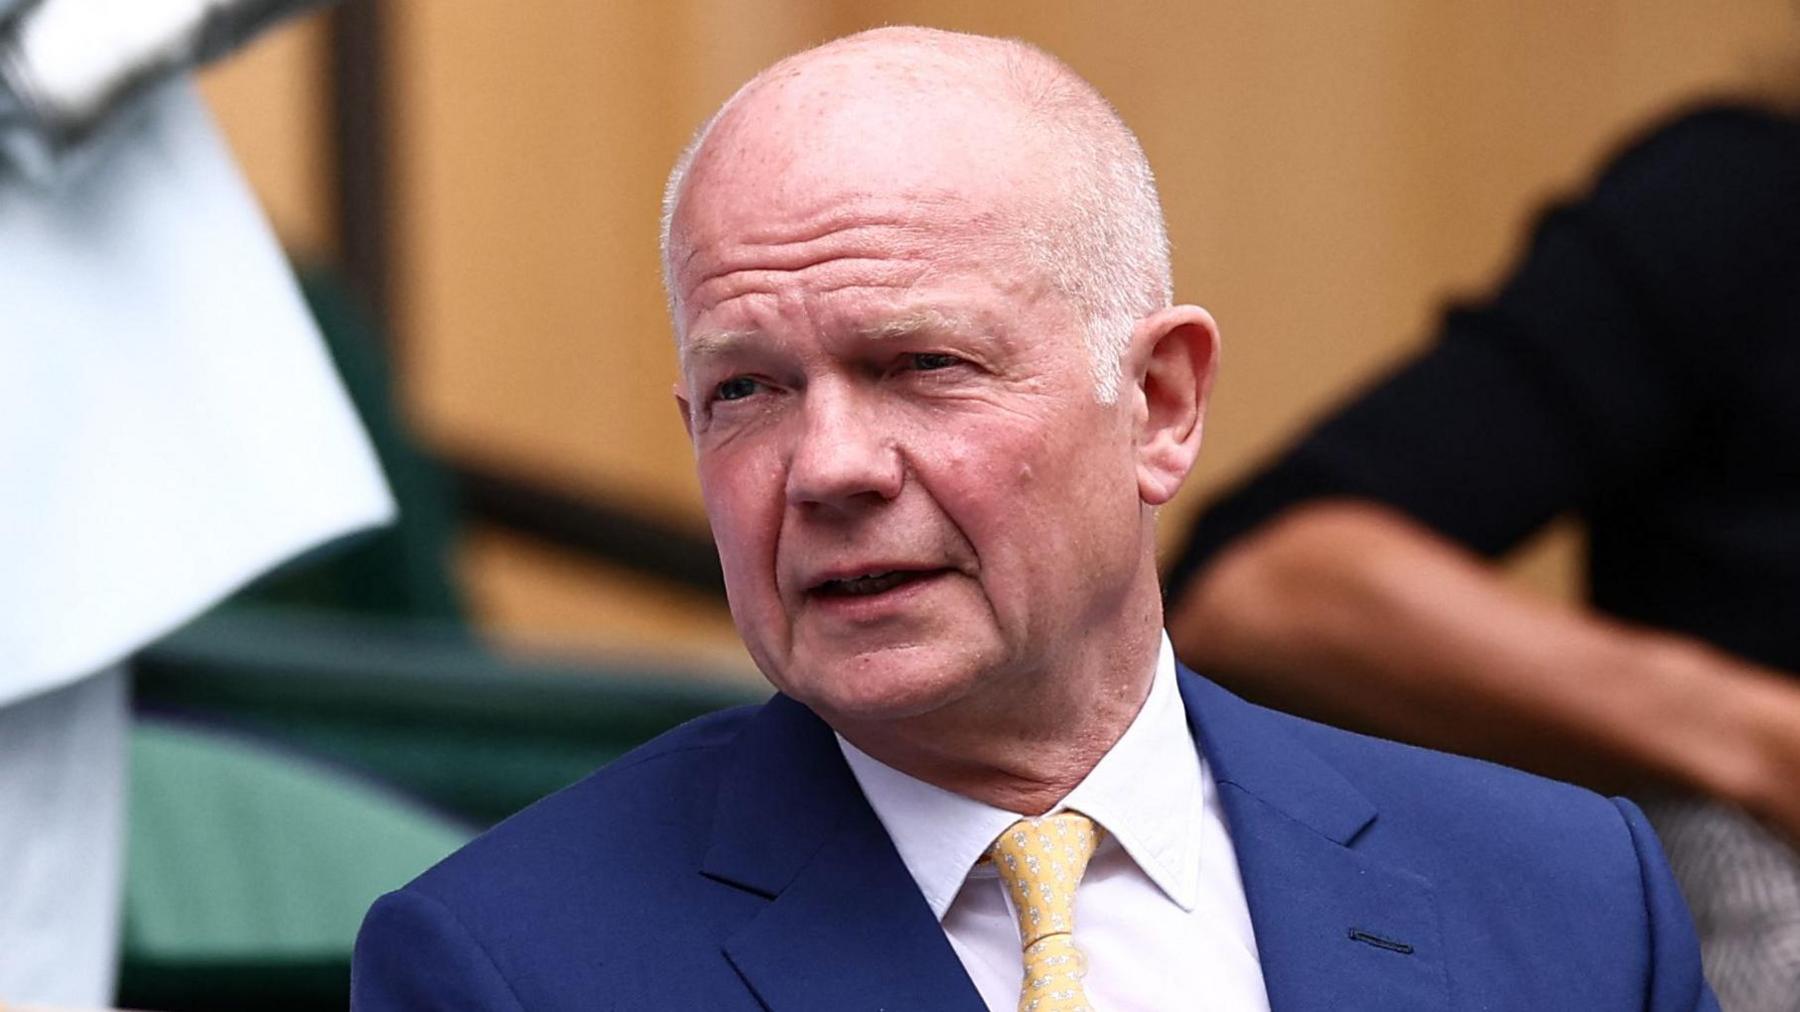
[121,719,474,1009]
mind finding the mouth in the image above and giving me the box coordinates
[809,568,946,599]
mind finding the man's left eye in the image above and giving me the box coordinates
[910,353,963,371]
[713,376,763,402]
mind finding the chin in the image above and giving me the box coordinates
[774,639,994,726]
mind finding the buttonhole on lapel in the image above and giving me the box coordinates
[1347,928,1413,955]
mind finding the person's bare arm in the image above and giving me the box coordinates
[1169,499,1800,842]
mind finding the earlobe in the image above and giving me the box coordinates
[1131,305,1220,506]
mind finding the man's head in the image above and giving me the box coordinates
[663,27,1218,745]
[663,28,1172,402]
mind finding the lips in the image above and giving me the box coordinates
[808,567,947,598]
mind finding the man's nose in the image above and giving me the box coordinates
[784,387,903,510]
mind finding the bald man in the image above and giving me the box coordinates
[352,29,1716,1011]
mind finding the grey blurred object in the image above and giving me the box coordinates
[0,0,335,182]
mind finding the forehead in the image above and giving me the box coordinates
[682,194,1015,316]
[675,143,1062,356]
[678,229,1061,378]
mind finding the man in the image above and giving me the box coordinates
[353,28,1715,1010]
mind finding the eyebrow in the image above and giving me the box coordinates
[681,328,762,364]
[854,307,978,341]
[681,306,985,365]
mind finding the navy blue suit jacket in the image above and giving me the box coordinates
[352,665,1718,1010]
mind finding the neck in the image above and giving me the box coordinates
[836,614,1164,815]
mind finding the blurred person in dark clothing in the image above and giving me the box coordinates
[1167,101,1800,1010]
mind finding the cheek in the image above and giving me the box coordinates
[697,451,784,577]
[964,410,1136,555]
[922,418,1061,555]
[930,419,1028,494]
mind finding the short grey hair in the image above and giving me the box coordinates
[659,28,1172,403]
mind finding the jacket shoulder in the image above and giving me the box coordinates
[1206,687,1710,1008]
[1187,668,1657,912]
[354,702,773,1009]
[1270,698,1635,853]
[411,701,759,900]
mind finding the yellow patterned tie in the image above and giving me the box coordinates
[988,811,1102,1012]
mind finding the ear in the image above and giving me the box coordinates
[674,384,695,442]
[1125,304,1220,506]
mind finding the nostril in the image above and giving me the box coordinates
[785,434,905,506]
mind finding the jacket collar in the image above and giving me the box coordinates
[703,693,986,1011]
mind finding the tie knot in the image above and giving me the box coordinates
[987,811,1101,947]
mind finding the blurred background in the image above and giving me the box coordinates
[17,0,1800,1008]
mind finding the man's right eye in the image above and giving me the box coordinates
[714,376,762,402]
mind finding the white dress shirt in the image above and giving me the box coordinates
[839,634,1272,1010]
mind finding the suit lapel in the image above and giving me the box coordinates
[1179,667,1450,1011]
[703,695,986,1012]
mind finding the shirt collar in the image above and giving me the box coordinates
[837,634,1205,920]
